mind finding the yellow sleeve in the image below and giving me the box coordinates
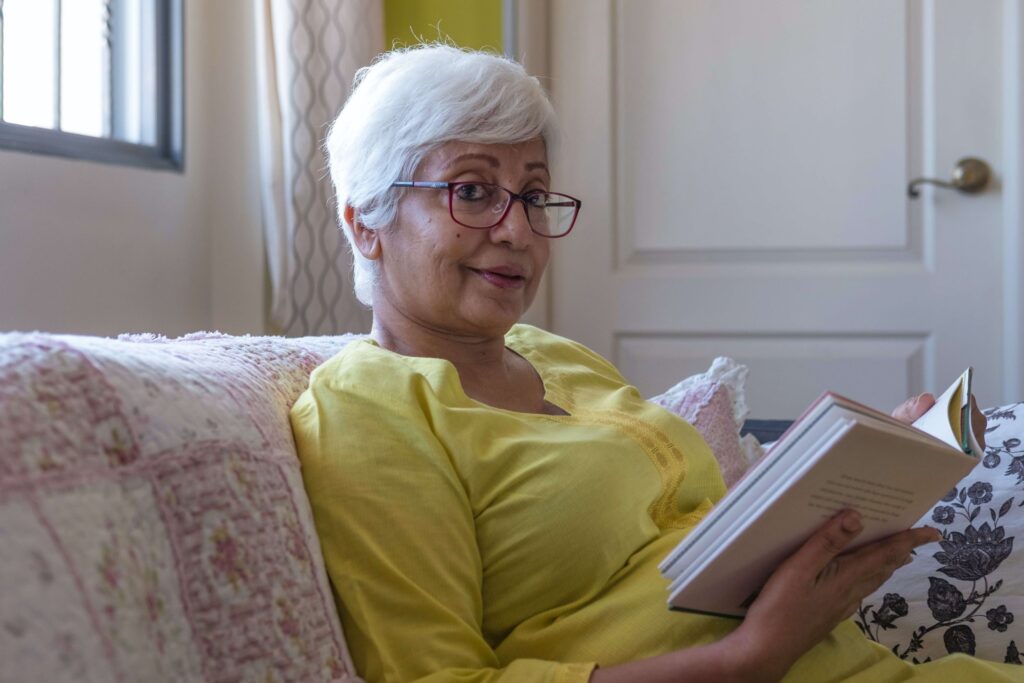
[290,368,597,683]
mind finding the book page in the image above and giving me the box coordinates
[807,472,914,524]
[912,370,970,451]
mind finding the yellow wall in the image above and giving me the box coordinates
[384,0,502,52]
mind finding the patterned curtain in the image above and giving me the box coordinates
[255,0,381,336]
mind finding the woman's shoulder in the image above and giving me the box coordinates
[291,339,461,441]
[506,324,627,385]
[291,339,454,459]
[309,337,455,397]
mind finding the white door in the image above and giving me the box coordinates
[545,0,1024,417]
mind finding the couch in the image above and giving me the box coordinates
[2,331,1021,681]
[1,331,361,682]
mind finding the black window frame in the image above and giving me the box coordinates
[0,0,184,171]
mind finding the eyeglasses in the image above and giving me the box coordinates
[391,181,582,238]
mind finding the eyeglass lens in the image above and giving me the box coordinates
[450,183,577,236]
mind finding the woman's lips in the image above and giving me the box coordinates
[469,267,527,289]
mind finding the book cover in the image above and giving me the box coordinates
[662,370,981,618]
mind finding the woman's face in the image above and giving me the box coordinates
[373,138,551,339]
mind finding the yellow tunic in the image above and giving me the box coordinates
[290,324,1022,682]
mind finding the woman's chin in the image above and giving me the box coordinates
[459,304,528,337]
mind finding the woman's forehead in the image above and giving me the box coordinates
[421,139,548,174]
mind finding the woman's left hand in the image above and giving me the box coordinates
[891,392,987,449]
[890,393,936,424]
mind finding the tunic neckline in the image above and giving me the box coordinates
[359,325,576,419]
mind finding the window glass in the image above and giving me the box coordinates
[0,0,182,169]
[3,0,58,129]
[60,0,108,137]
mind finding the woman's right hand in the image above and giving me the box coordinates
[727,510,940,682]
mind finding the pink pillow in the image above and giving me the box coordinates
[649,357,763,487]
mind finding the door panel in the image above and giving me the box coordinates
[548,0,1012,415]
[618,0,908,253]
[617,334,927,419]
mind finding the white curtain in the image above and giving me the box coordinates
[255,0,382,336]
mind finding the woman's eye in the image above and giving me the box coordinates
[525,191,549,208]
[454,183,490,201]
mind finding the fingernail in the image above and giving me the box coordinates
[842,511,863,533]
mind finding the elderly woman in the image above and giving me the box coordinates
[290,45,1018,682]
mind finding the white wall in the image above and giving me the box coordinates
[202,0,265,337]
[0,0,265,337]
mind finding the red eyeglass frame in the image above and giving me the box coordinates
[391,181,582,238]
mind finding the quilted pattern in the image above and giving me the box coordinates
[0,332,362,683]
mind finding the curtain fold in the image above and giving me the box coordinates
[256,0,382,335]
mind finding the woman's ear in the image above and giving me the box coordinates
[344,204,382,261]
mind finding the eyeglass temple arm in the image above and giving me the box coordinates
[391,181,451,189]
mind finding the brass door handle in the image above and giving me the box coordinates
[908,157,991,198]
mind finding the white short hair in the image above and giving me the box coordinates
[324,44,559,307]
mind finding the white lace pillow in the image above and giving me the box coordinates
[859,402,1024,665]
[649,357,763,487]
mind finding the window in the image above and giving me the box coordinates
[0,0,183,170]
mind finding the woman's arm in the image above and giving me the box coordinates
[590,510,939,683]
[590,392,948,682]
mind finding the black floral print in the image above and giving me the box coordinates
[969,482,994,505]
[934,522,1013,582]
[926,578,966,621]
[988,606,1015,633]
[932,506,955,525]
[856,403,1024,662]
[944,624,977,655]
[870,593,909,630]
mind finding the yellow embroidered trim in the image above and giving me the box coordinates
[584,410,690,528]
[540,374,691,529]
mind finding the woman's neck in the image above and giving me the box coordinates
[370,308,560,415]
[370,313,512,378]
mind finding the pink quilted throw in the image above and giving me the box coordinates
[0,332,363,683]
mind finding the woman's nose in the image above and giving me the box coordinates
[490,199,535,247]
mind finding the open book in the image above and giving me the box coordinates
[660,368,983,618]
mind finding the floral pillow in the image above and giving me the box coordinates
[858,402,1024,664]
